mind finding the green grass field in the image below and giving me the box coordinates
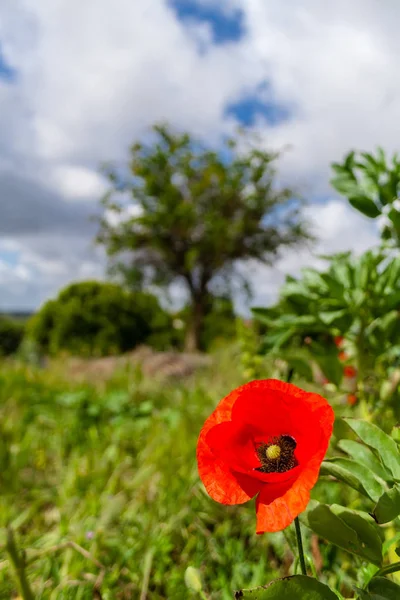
[0,350,363,599]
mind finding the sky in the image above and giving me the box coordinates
[1,0,396,313]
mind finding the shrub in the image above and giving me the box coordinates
[26,281,173,357]
[0,317,25,355]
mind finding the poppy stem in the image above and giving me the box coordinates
[294,517,307,576]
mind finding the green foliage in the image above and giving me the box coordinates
[98,123,310,349]
[0,356,287,599]
[360,577,400,599]
[307,502,383,566]
[2,353,400,598]
[235,575,339,599]
[307,416,400,595]
[252,249,400,412]
[237,318,266,380]
[331,149,400,245]
[26,280,174,356]
[0,316,24,355]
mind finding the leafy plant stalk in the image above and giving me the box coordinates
[6,527,35,600]
[294,517,307,576]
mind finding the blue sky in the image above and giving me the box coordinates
[0,0,388,311]
[170,1,245,44]
[0,43,16,82]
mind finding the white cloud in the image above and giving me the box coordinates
[49,166,107,200]
[0,0,397,309]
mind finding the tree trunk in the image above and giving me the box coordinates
[185,298,205,352]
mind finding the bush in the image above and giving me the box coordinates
[0,317,25,355]
[26,281,174,357]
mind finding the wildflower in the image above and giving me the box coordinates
[343,365,357,378]
[197,380,334,533]
[334,336,344,348]
[347,394,357,406]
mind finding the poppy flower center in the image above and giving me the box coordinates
[266,444,281,459]
[255,435,298,474]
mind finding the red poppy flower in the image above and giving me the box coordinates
[197,379,334,534]
[343,365,357,378]
[338,351,348,361]
[347,393,357,406]
[334,336,344,348]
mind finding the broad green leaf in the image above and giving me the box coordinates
[373,485,400,524]
[388,207,400,233]
[319,273,345,300]
[251,307,278,325]
[260,328,296,352]
[330,175,360,197]
[307,504,358,555]
[319,309,348,327]
[307,503,382,565]
[343,419,400,480]
[301,268,330,292]
[330,260,353,289]
[330,505,383,565]
[322,458,385,502]
[338,440,391,482]
[349,196,381,218]
[282,353,314,381]
[358,577,400,600]
[234,575,338,599]
[314,353,343,387]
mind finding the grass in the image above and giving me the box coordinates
[0,349,374,598]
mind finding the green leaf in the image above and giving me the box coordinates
[314,352,343,387]
[338,440,391,482]
[234,575,338,599]
[307,503,382,565]
[343,419,400,480]
[330,175,360,197]
[319,309,348,327]
[358,577,400,599]
[373,485,400,524]
[322,458,385,502]
[184,566,203,593]
[349,196,381,218]
[282,353,314,381]
[330,505,383,565]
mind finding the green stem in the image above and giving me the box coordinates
[375,561,400,578]
[6,527,35,600]
[294,517,307,576]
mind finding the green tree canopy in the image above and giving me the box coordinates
[97,124,311,350]
[27,280,173,357]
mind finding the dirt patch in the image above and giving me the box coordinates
[61,345,211,383]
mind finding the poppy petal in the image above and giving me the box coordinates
[197,384,264,504]
[256,476,310,533]
[255,454,327,533]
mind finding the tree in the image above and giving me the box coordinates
[331,148,400,245]
[97,124,311,350]
[27,281,174,357]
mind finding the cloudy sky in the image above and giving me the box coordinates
[1,0,394,312]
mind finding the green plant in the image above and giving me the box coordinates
[0,316,24,355]
[331,148,400,245]
[26,280,173,357]
[252,249,400,416]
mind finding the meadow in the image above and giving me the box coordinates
[0,347,366,599]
